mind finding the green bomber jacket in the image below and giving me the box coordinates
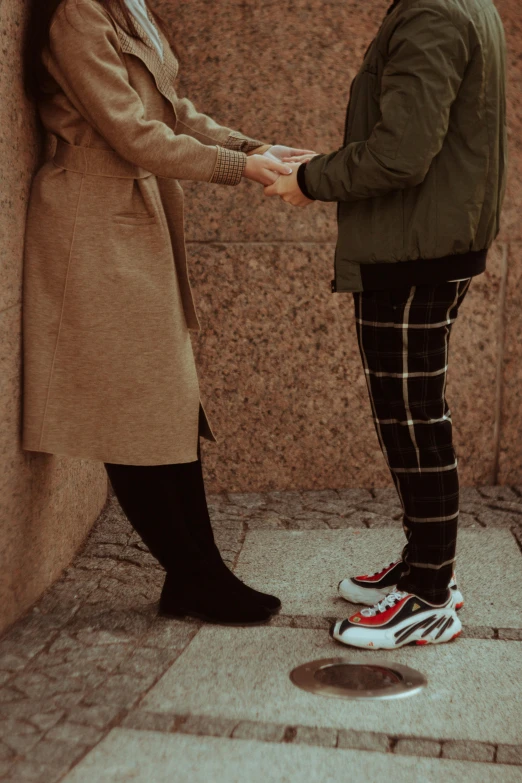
[298,0,508,292]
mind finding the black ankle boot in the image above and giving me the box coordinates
[207,552,281,613]
[158,566,272,626]
[164,456,282,613]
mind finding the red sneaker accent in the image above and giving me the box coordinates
[455,601,464,610]
[356,562,397,583]
[450,631,462,641]
[416,639,429,645]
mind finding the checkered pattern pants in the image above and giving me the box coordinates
[353,280,471,603]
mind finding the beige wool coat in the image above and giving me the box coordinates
[22,0,267,465]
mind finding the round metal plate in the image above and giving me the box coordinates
[290,657,427,700]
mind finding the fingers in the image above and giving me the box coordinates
[281,148,316,157]
[258,160,293,186]
[282,154,317,163]
[282,194,304,206]
[244,154,294,186]
[266,159,293,176]
[264,180,280,197]
[255,153,293,176]
[262,170,280,186]
[263,188,311,206]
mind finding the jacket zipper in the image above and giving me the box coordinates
[333,2,401,291]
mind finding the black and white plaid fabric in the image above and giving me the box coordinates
[353,280,471,603]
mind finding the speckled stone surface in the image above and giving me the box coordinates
[189,241,503,491]
[235,528,522,627]
[153,0,519,491]
[500,77,522,242]
[0,0,108,635]
[0,311,107,630]
[496,0,522,242]
[191,241,384,491]
[0,487,520,782]
[142,628,522,744]
[498,242,522,484]
[61,731,522,783]
[0,0,40,313]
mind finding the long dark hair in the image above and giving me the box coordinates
[22,0,170,103]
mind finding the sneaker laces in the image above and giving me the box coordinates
[360,590,408,617]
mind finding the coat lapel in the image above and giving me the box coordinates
[107,1,179,106]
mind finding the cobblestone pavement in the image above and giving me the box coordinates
[0,486,521,781]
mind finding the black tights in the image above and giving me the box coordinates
[104,450,218,577]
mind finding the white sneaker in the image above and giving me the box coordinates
[338,560,464,611]
[330,590,462,650]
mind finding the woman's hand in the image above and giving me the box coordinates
[264,145,317,163]
[243,154,293,186]
[280,152,319,164]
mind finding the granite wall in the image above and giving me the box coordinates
[154,0,521,492]
[0,0,107,635]
[1,0,520,633]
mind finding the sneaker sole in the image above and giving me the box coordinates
[329,609,462,650]
[451,587,465,611]
[339,580,465,612]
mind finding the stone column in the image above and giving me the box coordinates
[497,0,522,483]
[0,0,107,635]
[155,0,519,491]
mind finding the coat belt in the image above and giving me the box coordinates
[52,139,151,179]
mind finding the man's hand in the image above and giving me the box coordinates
[243,154,293,186]
[263,166,313,207]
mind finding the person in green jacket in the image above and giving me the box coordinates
[268,0,508,650]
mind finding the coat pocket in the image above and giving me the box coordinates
[60,178,175,329]
[112,212,157,226]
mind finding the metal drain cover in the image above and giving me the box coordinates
[290,658,427,700]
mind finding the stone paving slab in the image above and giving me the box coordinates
[61,729,522,783]
[121,707,522,764]
[142,628,522,745]
[235,529,522,628]
[0,486,520,782]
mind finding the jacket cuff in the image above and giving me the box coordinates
[296,162,316,200]
[209,147,247,186]
[223,133,268,154]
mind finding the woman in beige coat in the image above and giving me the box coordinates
[22,0,312,624]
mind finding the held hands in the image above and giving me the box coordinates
[262,145,316,164]
[243,154,294,186]
[264,165,313,207]
[242,144,318,207]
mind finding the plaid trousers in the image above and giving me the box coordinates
[353,279,471,603]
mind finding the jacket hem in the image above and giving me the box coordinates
[334,249,488,292]
[22,443,202,466]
